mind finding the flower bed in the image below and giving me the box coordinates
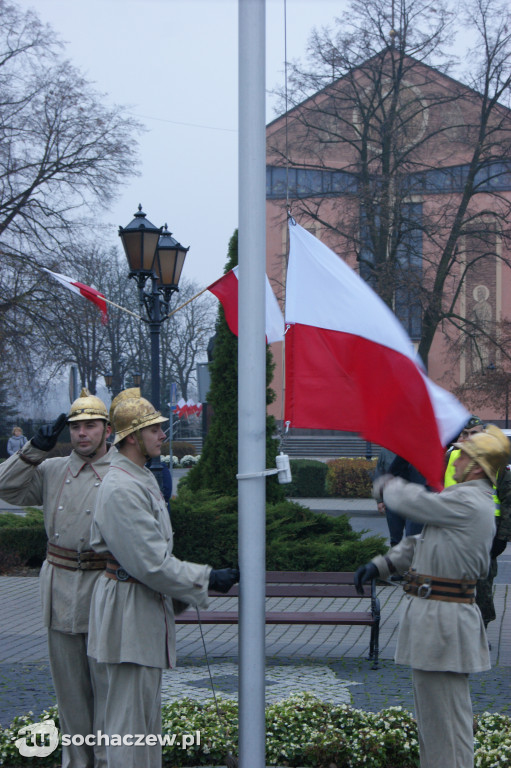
[2,693,510,767]
[161,454,201,469]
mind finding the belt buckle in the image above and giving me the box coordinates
[417,578,432,599]
[116,567,130,582]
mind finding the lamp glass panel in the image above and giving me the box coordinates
[171,251,187,287]
[122,230,159,272]
[156,248,178,286]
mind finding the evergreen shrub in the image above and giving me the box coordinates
[326,458,377,498]
[171,488,386,570]
[287,459,328,497]
[186,230,284,504]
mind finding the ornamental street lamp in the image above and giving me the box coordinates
[118,205,189,486]
[104,370,142,397]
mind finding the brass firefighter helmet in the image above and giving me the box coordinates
[68,388,109,423]
[108,387,141,424]
[454,424,510,483]
[112,392,168,445]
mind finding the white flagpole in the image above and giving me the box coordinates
[238,0,266,766]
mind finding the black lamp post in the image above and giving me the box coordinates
[118,205,189,486]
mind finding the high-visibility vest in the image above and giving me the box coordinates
[444,449,460,488]
[493,471,501,517]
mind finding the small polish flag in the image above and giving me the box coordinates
[285,222,469,489]
[207,266,284,344]
[43,268,108,324]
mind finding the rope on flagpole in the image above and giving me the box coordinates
[279,0,292,450]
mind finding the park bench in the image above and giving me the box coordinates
[175,570,381,669]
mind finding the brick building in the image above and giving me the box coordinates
[265,52,511,428]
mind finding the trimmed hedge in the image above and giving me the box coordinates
[287,459,328,497]
[161,441,198,459]
[326,458,377,498]
[0,509,46,571]
[171,488,387,570]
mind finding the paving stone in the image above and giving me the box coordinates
[1,568,510,730]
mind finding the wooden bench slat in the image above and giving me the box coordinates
[176,610,374,626]
[211,584,363,598]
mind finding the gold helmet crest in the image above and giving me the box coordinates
[109,387,141,424]
[68,388,109,423]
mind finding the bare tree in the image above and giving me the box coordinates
[0,0,141,263]
[268,0,511,371]
[0,0,142,399]
[158,279,216,405]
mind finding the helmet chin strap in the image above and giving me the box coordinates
[460,459,477,483]
[135,429,151,462]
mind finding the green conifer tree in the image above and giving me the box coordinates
[187,230,283,502]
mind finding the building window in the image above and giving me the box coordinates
[359,203,423,340]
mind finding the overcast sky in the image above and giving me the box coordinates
[16,0,348,288]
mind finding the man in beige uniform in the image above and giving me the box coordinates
[0,390,113,768]
[355,425,510,768]
[88,391,238,768]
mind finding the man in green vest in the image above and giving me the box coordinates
[444,415,484,487]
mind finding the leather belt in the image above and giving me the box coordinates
[46,542,108,571]
[105,559,139,584]
[403,570,476,604]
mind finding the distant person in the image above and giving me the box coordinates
[7,426,27,456]
[145,459,173,508]
[375,449,425,546]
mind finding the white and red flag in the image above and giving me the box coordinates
[284,222,469,489]
[43,268,108,324]
[207,266,284,344]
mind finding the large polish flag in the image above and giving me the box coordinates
[285,222,469,489]
[208,266,285,344]
[43,268,108,324]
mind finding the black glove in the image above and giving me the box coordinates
[209,567,240,594]
[490,537,507,559]
[354,562,379,595]
[31,413,68,452]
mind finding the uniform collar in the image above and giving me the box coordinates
[69,446,115,478]
[111,451,160,484]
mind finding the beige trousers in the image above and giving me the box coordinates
[104,662,162,768]
[47,629,108,768]
[412,668,474,768]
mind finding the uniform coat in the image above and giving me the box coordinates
[0,441,114,631]
[88,451,211,768]
[88,451,211,669]
[374,477,494,672]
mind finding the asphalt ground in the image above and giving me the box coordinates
[1,496,511,729]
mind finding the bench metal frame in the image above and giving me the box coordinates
[176,571,381,669]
